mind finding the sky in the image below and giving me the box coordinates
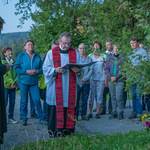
[0,0,34,34]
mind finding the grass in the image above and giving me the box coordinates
[12,130,150,150]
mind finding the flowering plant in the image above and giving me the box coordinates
[142,114,150,131]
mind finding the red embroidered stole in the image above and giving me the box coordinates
[52,45,76,129]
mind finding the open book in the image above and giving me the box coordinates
[62,61,97,70]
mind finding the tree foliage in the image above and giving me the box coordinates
[14,0,150,93]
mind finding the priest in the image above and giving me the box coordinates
[43,32,81,137]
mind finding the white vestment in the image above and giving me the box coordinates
[43,49,80,107]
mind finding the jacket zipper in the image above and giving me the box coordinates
[31,53,35,70]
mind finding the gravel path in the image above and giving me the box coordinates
[1,94,145,150]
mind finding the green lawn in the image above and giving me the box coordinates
[13,130,150,150]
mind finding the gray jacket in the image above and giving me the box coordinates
[77,55,93,86]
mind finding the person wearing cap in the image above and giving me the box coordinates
[14,39,47,125]
[87,42,106,119]
[0,16,11,145]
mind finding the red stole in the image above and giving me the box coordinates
[52,45,76,129]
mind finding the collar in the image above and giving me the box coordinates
[114,54,119,58]
[134,47,141,53]
[59,45,68,54]
[5,57,13,64]
[106,50,114,54]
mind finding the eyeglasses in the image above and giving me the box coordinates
[61,40,71,46]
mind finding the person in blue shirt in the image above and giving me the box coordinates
[128,37,148,119]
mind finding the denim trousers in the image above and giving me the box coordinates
[108,82,124,114]
[4,88,16,119]
[75,84,90,117]
[18,83,43,121]
[122,83,127,108]
[42,100,48,117]
[145,94,150,112]
[29,92,36,115]
[131,84,142,115]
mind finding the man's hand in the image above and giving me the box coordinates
[55,67,65,73]
[6,64,11,72]
[111,77,117,82]
[82,77,86,82]
[71,67,81,73]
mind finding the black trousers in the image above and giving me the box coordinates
[47,105,75,136]
[102,87,112,111]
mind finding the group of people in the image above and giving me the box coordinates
[0,15,150,144]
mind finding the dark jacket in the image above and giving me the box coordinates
[0,59,7,144]
[105,54,125,82]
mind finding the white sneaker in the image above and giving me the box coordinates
[8,118,18,124]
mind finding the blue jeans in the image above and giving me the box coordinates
[145,94,150,112]
[4,88,16,119]
[29,92,36,115]
[131,84,142,115]
[19,83,43,121]
[75,84,90,117]
[43,100,48,117]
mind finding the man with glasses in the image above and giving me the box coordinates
[0,16,11,145]
[43,32,81,137]
[75,43,93,121]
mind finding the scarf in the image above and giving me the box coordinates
[52,45,76,129]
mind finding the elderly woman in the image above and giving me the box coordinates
[14,40,46,125]
[105,45,125,120]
